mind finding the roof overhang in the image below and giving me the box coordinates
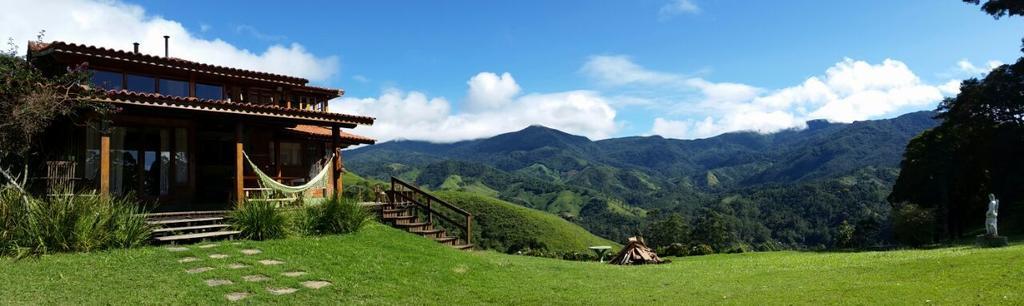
[94,90,373,127]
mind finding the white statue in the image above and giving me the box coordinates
[986,193,999,236]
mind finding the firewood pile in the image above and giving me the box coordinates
[607,236,667,265]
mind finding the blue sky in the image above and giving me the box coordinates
[4,0,1023,141]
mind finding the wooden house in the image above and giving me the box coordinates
[26,40,375,212]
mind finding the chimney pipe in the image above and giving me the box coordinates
[133,42,139,54]
[163,35,169,58]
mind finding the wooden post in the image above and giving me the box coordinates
[466,215,473,245]
[235,123,244,207]
[273,137,282,180]
[329,126,340,198]
[99,125,111,197]
[427,197,434,225]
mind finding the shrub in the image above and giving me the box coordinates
[754,240,786,252]
[892,202,936,247]
[0,187,152,257]
[232,201,288,241]
[688,243,715,256]
[303,196,372,235]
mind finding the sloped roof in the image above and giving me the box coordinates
[28,41,342,96]
[99,90,374,126]
[287,125,376,145]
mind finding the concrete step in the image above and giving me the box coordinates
[152,224,231,234]
[147,217,224,226]
[154,230,241,242]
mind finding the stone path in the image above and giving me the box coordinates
[281,271,307,277]
[227,263,249,269]
[301,281,332,289]
[267,287,299,295]
[258,259,284,265]
[186,267,214,274]
[242,275,270,282]
[205,279,233,287]
[169,242,330,301]
[225,292,249,302]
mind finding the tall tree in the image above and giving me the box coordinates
[963,0,1024,19]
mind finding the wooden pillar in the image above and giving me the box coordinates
[235,123,245,207]
[99,121,111,197]
[329,126,340,198]
[274,137,282,180]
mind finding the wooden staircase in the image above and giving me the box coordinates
[378,178,473,250]
[145,210,240,244]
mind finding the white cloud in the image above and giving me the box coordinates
[581,55,686,86]
[957,59,1003,75]
[651,118,689,139]
[466,72,521,111]
[589,57,962,139]
[659,0,700,19]
[331,73,619,143]
[0,0,339,83]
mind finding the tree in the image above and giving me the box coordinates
[0,37,107,173]
[691,207,736,252]
[644,213,690,249]
[889,57,1024,240]
[962,0,1024,19]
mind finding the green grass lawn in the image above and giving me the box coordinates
[2,224,1022,305]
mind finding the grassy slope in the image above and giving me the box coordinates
[1,225,1022,305]
[433,190,618,253]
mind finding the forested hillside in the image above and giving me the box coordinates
[347,111,939,249]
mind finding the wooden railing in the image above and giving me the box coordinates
[387,177,473,245]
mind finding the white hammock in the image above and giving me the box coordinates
[242,151,334,194]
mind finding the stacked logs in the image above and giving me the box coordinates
[608,237,667,265]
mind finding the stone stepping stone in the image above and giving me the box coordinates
[227,263,249,269]
[281,271,307,277]
[267,287,299,295]
[240,249,262,255]
[230,242,243,246]
[198,243,219,249]
[301,280,332,289]
[225,292,249,302]
[259,259,284,265]
[177,257,199,263]
[166,246,189,252]
[242,275,270,282]
[205,279,233,287]
[186,267,214,274]
[209,254,229,259]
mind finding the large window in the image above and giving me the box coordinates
[89,69,123,90]
[280,142,302,166]
[126,74,156,93]
[195,83,223,100]
[159,78,188,97]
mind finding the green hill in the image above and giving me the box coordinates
[2,227,1021,304]
[433,190,618,253]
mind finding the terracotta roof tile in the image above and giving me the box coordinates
[99,90,374,126]
[31,41,344,96]
[287,125,376,145]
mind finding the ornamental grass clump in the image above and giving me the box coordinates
[304,196,373,235]
[0,186,152,258]
[232,200,289,241]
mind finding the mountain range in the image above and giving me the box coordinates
[346,111,940,245]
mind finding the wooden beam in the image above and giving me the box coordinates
[99,132,111,197]
[274,136,282,179]
[330,125,339,198]
[235,123,245,207]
